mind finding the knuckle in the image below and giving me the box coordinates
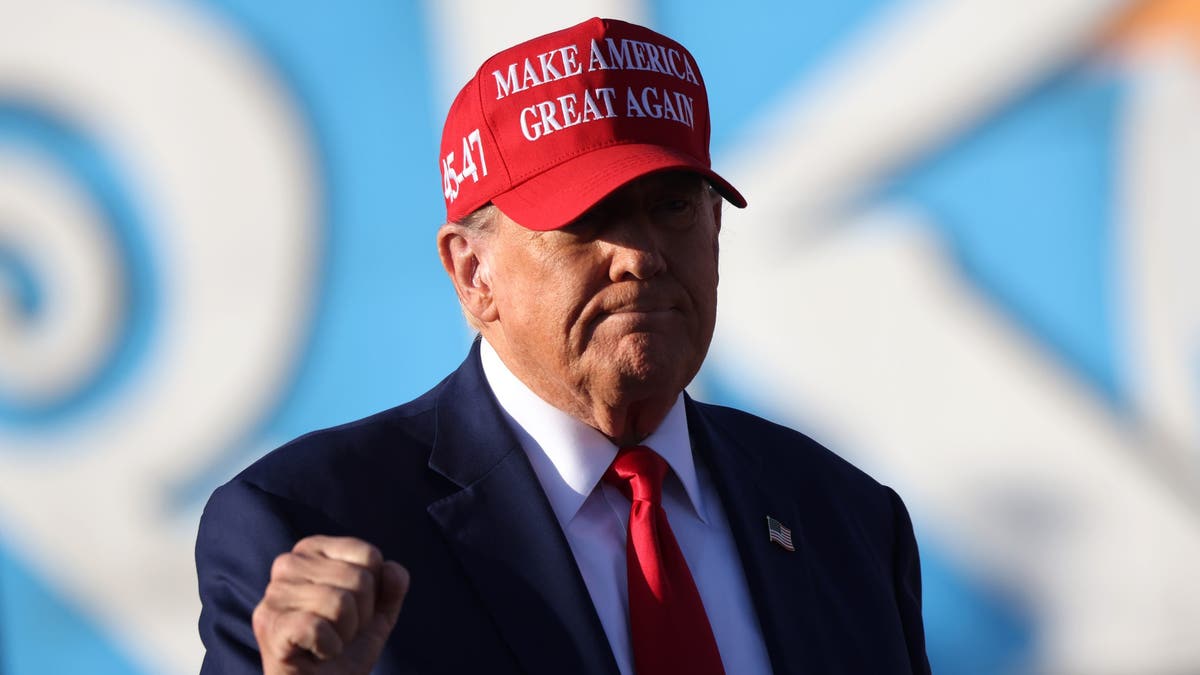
[294,613,322,650]
[260,580,290,608]
[329,587,356,618]
[314,617,344,658]
[270,552,295,579]
[339,538,378,565]
[251,603,270,636]
[361,544,383,568]
[294,534,325,552]
[351,567,375,594]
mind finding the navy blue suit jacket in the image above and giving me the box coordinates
[196,342,930,674]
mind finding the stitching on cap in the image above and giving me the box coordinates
[511,133,703,184]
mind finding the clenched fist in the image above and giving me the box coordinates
[252,536,410,675]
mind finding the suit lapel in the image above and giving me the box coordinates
[425,343,620,675]
[687,398,834,674]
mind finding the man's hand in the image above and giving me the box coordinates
[252,536,410,675]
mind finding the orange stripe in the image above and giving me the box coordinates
[1103,0,1200,56]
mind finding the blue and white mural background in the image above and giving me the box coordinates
[1,1,1198,673]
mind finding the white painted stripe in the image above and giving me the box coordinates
[1117,41,1200,461]
[716,0,1136,252]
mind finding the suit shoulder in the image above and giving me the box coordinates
[231,387,442,502]
[692,400,887,493]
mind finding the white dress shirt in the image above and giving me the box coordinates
[480,339,772,675]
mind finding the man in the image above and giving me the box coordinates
[196,17,930,675]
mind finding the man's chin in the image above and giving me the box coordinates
[604,339,699,393]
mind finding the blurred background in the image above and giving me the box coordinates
[1,0,1198,673]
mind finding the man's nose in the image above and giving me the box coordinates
[605,218,666,282]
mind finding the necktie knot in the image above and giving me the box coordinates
[604,445,667,504]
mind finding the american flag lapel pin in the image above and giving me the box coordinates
[766,516,795,552]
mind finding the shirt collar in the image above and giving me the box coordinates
[479,338,707,529]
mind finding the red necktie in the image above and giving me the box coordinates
[605,446,725,675]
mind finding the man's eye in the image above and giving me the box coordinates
[657,196,692,211]
[655,196,698,227]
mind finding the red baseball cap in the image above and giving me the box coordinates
[439,17,746,231]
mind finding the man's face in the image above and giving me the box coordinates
[482,171,722,415]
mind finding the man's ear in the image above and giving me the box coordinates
[437,224,499,324]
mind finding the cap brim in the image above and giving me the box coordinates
[491,143,747,231]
